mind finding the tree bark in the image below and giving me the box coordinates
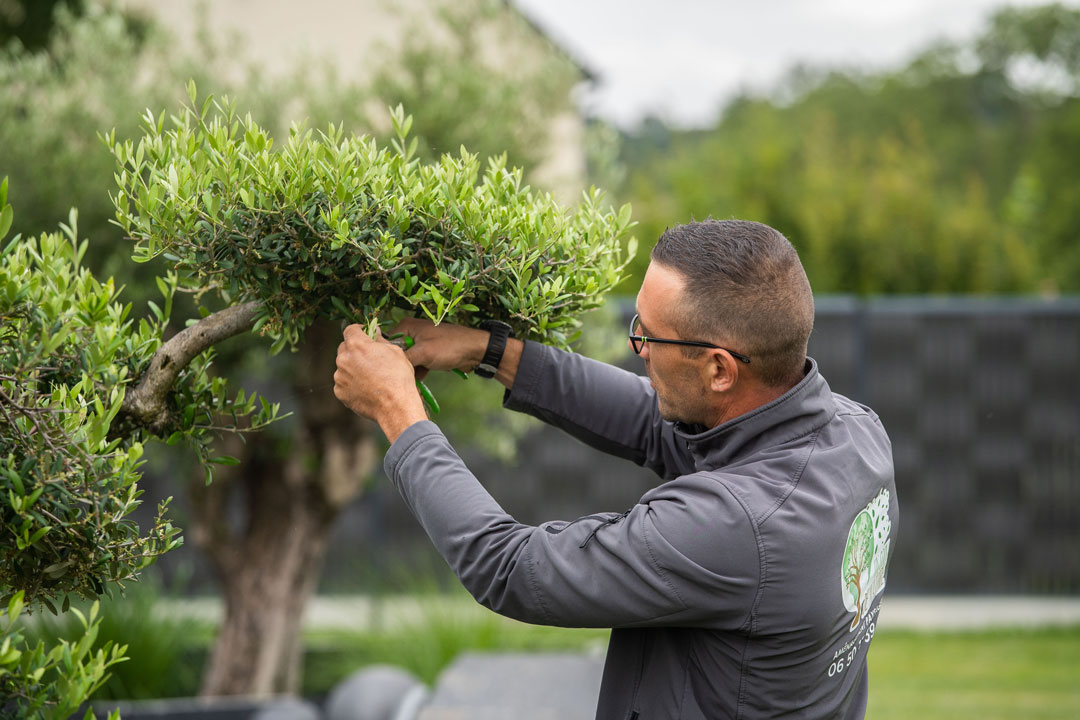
[193,320,378,697]
[120,301,262,434]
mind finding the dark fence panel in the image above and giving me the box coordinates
[144,297,1080,595]
[819,298,1080,593]
[326,296,1080,595]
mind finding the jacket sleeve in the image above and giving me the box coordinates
[503,340,693,480]
[385,421,760,630]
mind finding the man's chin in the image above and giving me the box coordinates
[657,398,704,426]
[656,400,681,424]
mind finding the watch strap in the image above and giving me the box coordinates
[474,320,512,378]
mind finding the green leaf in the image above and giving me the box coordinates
[6,591,24,621]
[7,469,24,497]
[0,204,12,242]
[208,455,241,466]
[330,295,349,317]
[27,526,50,546]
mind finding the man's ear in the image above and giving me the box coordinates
[706,348,740,393]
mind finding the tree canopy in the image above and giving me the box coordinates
[618,3,1080,295]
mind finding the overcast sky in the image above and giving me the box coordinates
[513,0,1076,128]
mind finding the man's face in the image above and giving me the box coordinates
[633,262,712,425]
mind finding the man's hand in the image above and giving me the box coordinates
[334,324,427,442]
[392,317,523,388]
[391,317,488,380]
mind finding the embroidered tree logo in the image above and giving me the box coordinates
[841,488,892,631]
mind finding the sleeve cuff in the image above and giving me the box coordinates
[383,419,444,483]
[502,339,551,412]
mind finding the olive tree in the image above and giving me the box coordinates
[33,85,627,701]
[3,0,612,701]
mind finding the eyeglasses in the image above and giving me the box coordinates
[629,313,751,364]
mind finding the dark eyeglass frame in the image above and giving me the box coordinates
[629,313,751,364]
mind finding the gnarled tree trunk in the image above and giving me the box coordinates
[192,321,378,696]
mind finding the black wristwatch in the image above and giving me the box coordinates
[474,320,513,378]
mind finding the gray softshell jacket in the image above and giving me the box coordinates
[384,342,898,719]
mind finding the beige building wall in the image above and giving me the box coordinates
[114,0,588,201]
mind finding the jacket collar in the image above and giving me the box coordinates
[674,357,837,471]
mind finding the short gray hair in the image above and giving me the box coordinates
[650,219,814,388]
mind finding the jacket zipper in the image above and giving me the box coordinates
[578,509,631,548]
[543,509,631,548]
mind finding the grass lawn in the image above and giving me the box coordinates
[866,626,1080,719]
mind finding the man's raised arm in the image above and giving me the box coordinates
[388,317,691,479]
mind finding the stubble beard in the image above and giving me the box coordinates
[650,371,689,424]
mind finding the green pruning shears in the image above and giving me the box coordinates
[387,332,468,415]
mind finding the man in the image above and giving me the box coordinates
[334,219,898,719]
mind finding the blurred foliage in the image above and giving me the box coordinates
[16,577,212,701]
[0,3,279,293]
[618,3,1080,295]
[368,0,579,171]
[0,0,83,51]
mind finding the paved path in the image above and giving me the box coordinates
[878,595,1080,630]
[167,594,1080,632]
[419,653,604,720]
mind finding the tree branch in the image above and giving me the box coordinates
[121,301,263,434]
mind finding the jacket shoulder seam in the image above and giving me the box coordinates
[756,430,820,525]
[734,476,767,718]
[836,407,887,430]
[524,541,557,625]
[700,478,763,634]
[641,510,689,611]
